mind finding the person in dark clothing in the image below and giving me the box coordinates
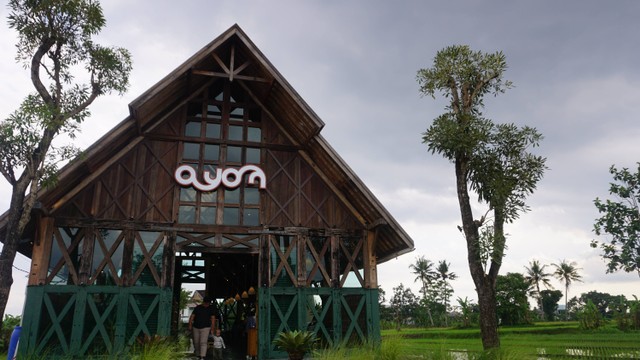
[189,296,217,360]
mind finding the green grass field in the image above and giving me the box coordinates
[381,322,640,359]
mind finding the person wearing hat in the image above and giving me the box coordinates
[189,296,217,360]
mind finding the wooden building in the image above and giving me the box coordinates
[3,25,414,358]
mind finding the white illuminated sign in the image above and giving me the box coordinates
[174,164,267,191]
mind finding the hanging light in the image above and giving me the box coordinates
[248,286,256,295]
[242,291,249,299]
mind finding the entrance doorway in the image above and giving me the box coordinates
[175,251,259,358]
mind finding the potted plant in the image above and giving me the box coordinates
[272,330,316,360]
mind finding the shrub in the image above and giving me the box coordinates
[578,300,604,330]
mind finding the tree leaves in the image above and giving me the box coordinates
[593,163,640,276]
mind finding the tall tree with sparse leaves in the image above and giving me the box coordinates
[593,163,640,277]
[418,45,546,349]
[0,0,132,325]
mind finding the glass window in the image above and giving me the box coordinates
[207,105,222,119]
[200,206,216,224]
[185,121,201,137]
[245,188,260,204]
[246,148,260,164]
[247,127,261,142]
[180,188,196,202]
[179,206,196,223]
[229,125,243,141]
[206,123,221,139]
[223,207,239,225]
[201,190,216,203]
[225,189,240,204]
[230,107,244,120]
[227,146,242,163]
[183,143,200,160]
[204,144,219,161]
[244,208,259,226]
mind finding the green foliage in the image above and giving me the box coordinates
[273,330,317,358]
[389,284,418,329]
[495,273,531,326]
[613,296,640,331]
[129,334,186,360]
[0,314,21,353]
[313,336,404,360]
[593,163,640,276]
[539,290,563,321]
[578,300,604,330]
[455,297,479,328]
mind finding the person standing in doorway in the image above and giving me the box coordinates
[189,296,217,360]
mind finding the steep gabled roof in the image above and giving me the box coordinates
[1,24,414,263]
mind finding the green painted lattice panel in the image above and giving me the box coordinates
[19,285,172,358]
[258,287,380,359]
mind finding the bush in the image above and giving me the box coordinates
[0,314,21,353]
[578,300,604,330]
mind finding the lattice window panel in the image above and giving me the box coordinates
[269,235,297,287]
[339,235,365,288]
[130,231,165,287]
[89,229,125,286]
[47,227,85,285]
[340,293,367,344]
[305,236,331,287]
[80,292,119,354]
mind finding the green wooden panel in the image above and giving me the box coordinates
[258,287,380,359]
[19,285,173,359]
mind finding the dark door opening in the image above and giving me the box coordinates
[174,251,259,358]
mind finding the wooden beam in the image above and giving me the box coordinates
[192,70,269,83]
[363,229,378,289]
[29,217,54,286]
[51,137,144,211]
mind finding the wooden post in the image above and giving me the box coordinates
[330,234,339,288]
[296,231,306,287]
[259,234,270,288]
[363,229,377,289]
[29,217,54,286]
[78,227,95,285]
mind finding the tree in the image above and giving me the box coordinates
[540,289,563,321]
[552,259,583,320]
[0,0,132,324]
[593,163,640,277]
[435,260,457,326]
[495,273,531,326]
[418,45,546,349]
[577,291,626,319]
[524,259,554,314]
[389,283,418,330]
[409,256,437,326]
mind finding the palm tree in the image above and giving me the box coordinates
[409,256,437,326]
[436,260,457,326]
[552,259,583,320]
[524,260,553,314]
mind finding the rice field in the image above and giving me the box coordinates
[382,322,640,359]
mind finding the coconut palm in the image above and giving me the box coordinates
[524,260,553,314]
[409,256,437,326]
[436,260,457,326]
[552,259,583,320]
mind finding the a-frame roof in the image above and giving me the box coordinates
[1,24,414,263]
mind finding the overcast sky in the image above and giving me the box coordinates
[1,1,640,315]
